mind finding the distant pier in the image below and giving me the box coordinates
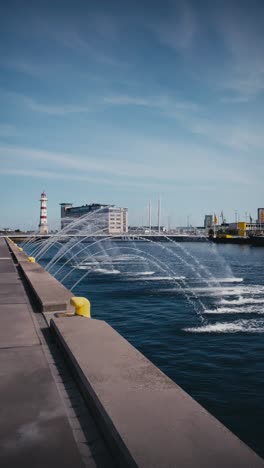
[1,231,263,246]
[0,232,209,243]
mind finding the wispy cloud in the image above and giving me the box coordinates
[190,119,264,152]
[103,92,264,153]
[0,167,128,185]
[2,88,200,119]
[214,2,264,101]
[0,167,175,192]
[221,68,264,102]
[2,91,91,116]
[0,145,148,179]
[58,30,122,66]
[0,167,222,196]
[150,1,196,51]
[103,94,200,114]
[0,142,255,187]
[0,57,44,77]
[21,96,90,115]
[26,8,123,67]
[0,124,18,137]
[103,95,152,106]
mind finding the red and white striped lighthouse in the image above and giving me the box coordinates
[39,191,49,234]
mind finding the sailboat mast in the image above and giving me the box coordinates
[158,198,161,234]
[148,200,151,233]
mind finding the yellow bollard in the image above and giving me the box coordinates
[18,247,23,252]
[28,257,36,263]
[70,297,91,318]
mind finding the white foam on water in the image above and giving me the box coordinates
[112,255,142,261]
[189,285,264,297]
[75,265,121,274]
[159,286,242,296]
[127,271,155,276]
[220,297,264,305]
[185,319,264,333]
[95,268,120,274]
[79,262,96,266]
[223,278,244,283]
[190,286,241,295]
[210,277,244,283]
[79,255,140,267]
[204,306,264,314]
[138,276,186,281]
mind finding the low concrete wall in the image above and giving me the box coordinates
[51,316,264,468]
[6,239,73,312]
[6,238,264,467]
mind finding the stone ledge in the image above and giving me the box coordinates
[6,239,73,313]
[51,316,264,468]
[19,261,73,311]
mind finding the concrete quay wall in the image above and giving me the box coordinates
[8,240,73,313]
[6,238,264,468]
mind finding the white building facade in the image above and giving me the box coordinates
[60,203,128,234]
[108,207,128,234]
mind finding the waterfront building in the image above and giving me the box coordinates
[219,221,264,237]
[60,203,128,234]
[204,215,213,229]
[257,208,264,224]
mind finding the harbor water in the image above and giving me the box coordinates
[34,241,264,458]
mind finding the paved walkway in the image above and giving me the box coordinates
[0,239,114,468]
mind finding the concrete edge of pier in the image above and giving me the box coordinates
[7,239,73,313]
[6,238,264,468]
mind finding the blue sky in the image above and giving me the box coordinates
[0,0,264,229]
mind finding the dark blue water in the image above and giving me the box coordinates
[26,239,264,458]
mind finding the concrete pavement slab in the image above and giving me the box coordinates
[0,304,40,348]
[0,346,84,468]
[0,245,10,257]
[0,283,25,294]
[0,295,27,304]
[0,273,19,284]
[0,283,27,304]
[0,261,16,273]
[0,303,32,314]
[0,283,26,305]
[0,248,9,256]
